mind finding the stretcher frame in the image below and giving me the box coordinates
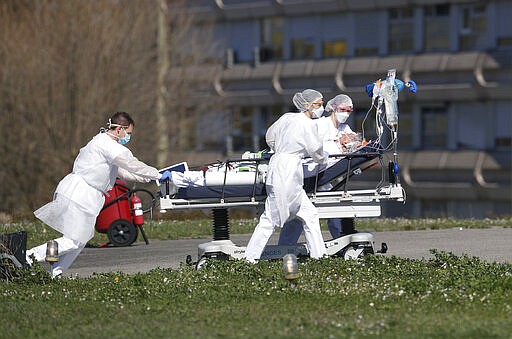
[157,150,403,266]
[158,151,405,218]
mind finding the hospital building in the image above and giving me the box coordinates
[178,0,512,218]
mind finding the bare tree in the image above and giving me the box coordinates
[0,0,219,216]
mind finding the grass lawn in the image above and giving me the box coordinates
[1,251,511,338]
[1,218,511,338]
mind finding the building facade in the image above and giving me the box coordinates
[177,0,512,218]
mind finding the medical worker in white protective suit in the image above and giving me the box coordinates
[26,112,169,278]
[278,94,360,245]
[244,89,329,263]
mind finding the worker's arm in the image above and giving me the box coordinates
[113,154,160,183]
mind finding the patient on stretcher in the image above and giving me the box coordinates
[160,136,370,196]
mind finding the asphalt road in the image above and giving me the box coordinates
[63,227,512,277]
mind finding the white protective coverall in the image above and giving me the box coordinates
[244,112,328,262]
[278,116,356,245]
[27,132,160,277]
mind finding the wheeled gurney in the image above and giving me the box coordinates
[158,141,404,266]
[157,69,414,267]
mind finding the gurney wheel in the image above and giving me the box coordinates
[342,244,373,260]
[107,219,139,247]
[195,256,208,270]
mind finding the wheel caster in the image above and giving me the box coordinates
[107,219,138,247]
[195,256,208,270]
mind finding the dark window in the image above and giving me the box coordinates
[290,37,315,59]
[424,4,450,51]
[421,107,448,148]
[389,8,415,53]
[260,17,284,61]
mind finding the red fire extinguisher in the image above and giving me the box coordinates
[131,193,144,226]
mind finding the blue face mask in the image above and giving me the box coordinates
[118,130,131,145]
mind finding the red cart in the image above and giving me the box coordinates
[95,179,155,247]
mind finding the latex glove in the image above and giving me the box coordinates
[365,83,375,97]
[159,170,172,182]
[405,80,417,93]
[324,151,329,158]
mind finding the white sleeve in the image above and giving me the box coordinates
[113,154,160,183]
[304,121,328,165]
[265,122,277,151]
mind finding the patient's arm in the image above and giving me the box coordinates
[170,170,205,188]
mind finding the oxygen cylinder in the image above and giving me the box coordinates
[131,193,144,226]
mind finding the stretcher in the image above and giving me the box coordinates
[157,141,404,267]
[157,69,414,267]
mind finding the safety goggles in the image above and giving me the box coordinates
[108,118,130,130]
[338,107,353,113]
[310,101,324,107]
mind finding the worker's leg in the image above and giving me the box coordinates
[26,236,85,278]
[327,218,342,239]
[341,218,357,235]
[50,237,85,278]
[245,209,275,263]
[278,218,303,245]
[296,192,326,259]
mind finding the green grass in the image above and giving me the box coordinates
[1,217,510,248]
[1,251,511,338]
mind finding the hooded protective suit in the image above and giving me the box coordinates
[245,112,328,262]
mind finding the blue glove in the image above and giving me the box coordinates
[159,170,172,182]
[365,83,375,97]
[405,80,417,93]
[324,151,330,158]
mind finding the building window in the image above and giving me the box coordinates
[231,107,254,151]
[495,104,512,149]
[496,1,512,49]
[355,47,379,56]
[421,107,448,149]
[397,103,413,148]
[497,37,512,49]
[323,40,347,57]
[354,11,380,56]
[260,17,284,61]
[389,7,415,53]
[458,4,488,50]
[290,37,315,59]
[424,4,450,51]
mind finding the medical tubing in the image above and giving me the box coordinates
[375,155,387,192]
[100,182,156,214]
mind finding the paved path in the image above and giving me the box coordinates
[66,227,511,277]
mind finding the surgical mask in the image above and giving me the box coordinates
[335,112,350,124]
[312,106,324,119]
[118,131,131,145]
